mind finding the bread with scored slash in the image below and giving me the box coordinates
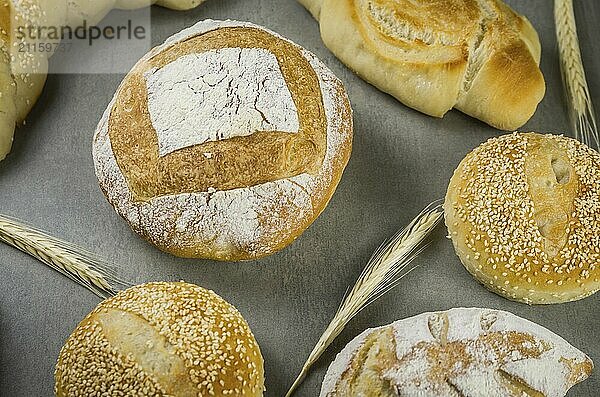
[299,0,545,130]
[93,20,353,261]
[445,132,600,304]
[55,282,265,396]
[321,308,592,396]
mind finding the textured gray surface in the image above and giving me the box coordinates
[0,0,599,396]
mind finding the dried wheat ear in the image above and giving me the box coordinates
[287,203,443,396]
[0,214,130,298]
[555,0,599,149]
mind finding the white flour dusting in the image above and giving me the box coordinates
[92,20,352,258]
[145,48,299,157]
[320,308,591,397]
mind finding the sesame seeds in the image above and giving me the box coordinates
[55,282,265,396]
[55,320,166,396]
[446,133,600,303]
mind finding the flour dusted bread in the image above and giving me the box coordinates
[55,282,264,396]
[445,133,600,304]
[93,20,353,261]
[299,0,545,130]
[0,0,207,161]
[321,308,592,396]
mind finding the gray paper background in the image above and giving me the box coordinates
[0,0,598,395]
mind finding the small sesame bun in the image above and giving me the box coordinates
[55,282,264,396]
[445,132,600,304]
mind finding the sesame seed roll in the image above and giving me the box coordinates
[445,132,600,304]
[55,282,264,396]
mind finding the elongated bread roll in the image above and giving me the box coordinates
[299,0,545,130]
[0,0,207,161]
[321,308,592,396]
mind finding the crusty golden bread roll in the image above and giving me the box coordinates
[55,282,264,396]
[0,0,207,161]
[445,132,600,304]
[321,308,593,396]
[93,20,353,261]
[298,0,545,130]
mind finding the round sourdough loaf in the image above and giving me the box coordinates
[321,308,592,396]
[93,20,353,260]
[445,133,600,304]
[298,0,545,130]
[55,282,264,396]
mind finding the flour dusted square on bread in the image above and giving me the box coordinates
[93,20,353,261]
[321,308,592,396]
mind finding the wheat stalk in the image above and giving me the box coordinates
[285,202,443,396]
[555,0,599,149]
[0,214,131,299]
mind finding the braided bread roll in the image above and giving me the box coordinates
[299,0,545,130]
[0,0,206,161]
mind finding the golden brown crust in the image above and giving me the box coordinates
[93,20,353,261]
[0,1,9,45]
[110,27,327,201]
[305,0,544,130]
[331,327,398,395]
[322,308,593,396]
[55,282,265,396]
[454,2,545,130]
[445,133,600,304]
[0,0,208,161]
